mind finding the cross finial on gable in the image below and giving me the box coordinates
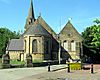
[39,12,41,17]
[68,18,72,22]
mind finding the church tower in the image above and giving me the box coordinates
[25,0,35,31]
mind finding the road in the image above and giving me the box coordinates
[0,64,100,80]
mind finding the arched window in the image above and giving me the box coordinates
[71,40,76,51]
[32,39,37,52]
[63,40,68,51]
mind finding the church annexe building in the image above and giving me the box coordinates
[7,0,83,62]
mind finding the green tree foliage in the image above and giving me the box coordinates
[93,19,100,24]
[0,28,20,55]
[82,19,100,63]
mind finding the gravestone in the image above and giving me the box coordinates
[2,54,10,68]
[26,54,33,67]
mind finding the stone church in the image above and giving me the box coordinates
[7,0,83,62]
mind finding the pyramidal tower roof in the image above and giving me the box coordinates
[28,0,35,21]
[25,0,35,30]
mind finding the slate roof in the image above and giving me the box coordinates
[37,16,56,35]
[24,24,51,36]
[8,39,24,51]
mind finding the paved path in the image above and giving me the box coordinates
[0,64,67,80]
[19,64,100,80]
[0,64,100,80]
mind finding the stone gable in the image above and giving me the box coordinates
[60,21,83,41]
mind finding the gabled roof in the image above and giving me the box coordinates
[24,23,51,36]
[8,39,24,51]
[60,20,83,40]
[37,16,57,37]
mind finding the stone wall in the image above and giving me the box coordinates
[24,35,52,61]
[59,21,83,60]
[9,51,23,60]
[68,51,80,60]
[31,53,43,61]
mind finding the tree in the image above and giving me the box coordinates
[82,19,100,63]
[0,28,20,56]
[93,19,100,24]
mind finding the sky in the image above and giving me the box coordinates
[0,0,100,34]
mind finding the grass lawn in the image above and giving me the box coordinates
[10,60,25,65]
[32,60,44,63]
[0,58,25,65]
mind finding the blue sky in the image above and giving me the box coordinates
[0,0,100,34]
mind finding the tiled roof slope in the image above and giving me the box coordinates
[38,16,57,37]
[24,24,51,36]
[8,39,24,51]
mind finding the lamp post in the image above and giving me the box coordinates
[57,34,61,64]
[80,42,84,69]
[59,39,61,64]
